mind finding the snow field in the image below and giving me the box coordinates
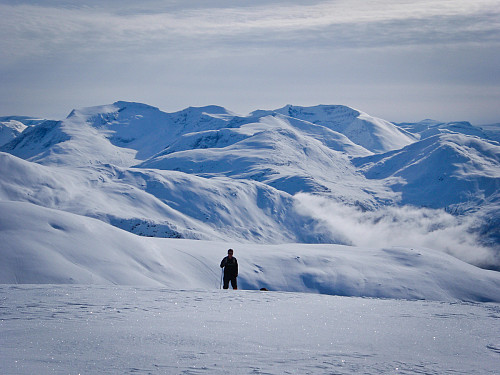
[1,285,499,374]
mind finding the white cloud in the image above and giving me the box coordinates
[1,0,499,123]
[1,0,499,62]
[294,193,499,269]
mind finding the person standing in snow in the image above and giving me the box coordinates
[220,249,238,290]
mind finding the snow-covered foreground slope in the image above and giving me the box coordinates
[1,285,499,375]
[1,201,499,302]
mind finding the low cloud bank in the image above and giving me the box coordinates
[294,193,499,270]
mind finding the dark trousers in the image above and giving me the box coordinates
[223,275,237,289]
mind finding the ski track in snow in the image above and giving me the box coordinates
[1,286,499,374]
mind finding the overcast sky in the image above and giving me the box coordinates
[1,0,499,124]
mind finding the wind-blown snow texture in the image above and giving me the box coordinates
[1,101,499,289]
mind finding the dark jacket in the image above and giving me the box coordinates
[220,256,238,277]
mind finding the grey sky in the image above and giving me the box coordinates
[1,0,500,124]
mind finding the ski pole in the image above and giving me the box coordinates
[219,268,223,289]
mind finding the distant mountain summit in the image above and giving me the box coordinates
[397,119,490,140]
[1,101,499,268]
[270,104,417,153]
[0,119,27,147]
[354,132,500,210]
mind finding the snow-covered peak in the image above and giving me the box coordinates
[278,104,361,122]
[252,104,361,127]
[138,113,386,204]
[0,120,70,162]
[167,105,236,133]
[0,119,27,147]
[397,119,490,140]
[354,132,500,209]
[3,101,418,167]
[0,115,48,127]
[174,104,236,117]
[66,101,160,118]
[396,119,443,132]
[0,116,50,147]
[256,104,416,153]
[62,102,241,162]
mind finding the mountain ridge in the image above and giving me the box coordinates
[1,101,499,270]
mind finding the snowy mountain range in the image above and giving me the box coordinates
[1,102,499,297]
